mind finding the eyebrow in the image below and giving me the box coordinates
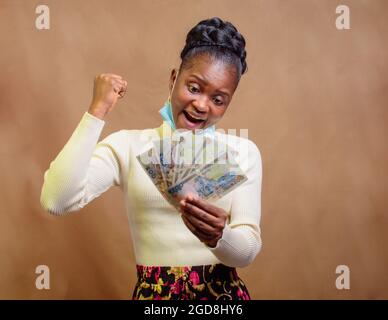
[188,74,231,98]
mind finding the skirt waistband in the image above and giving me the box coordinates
[135,263,237,282]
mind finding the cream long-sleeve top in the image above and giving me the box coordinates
[40,112,263,268]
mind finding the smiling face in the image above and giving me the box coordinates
[169,54,239,130]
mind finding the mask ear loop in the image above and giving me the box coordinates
[168,69,179,104]
[167,69,179,129]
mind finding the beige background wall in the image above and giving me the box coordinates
[0,0,387,299]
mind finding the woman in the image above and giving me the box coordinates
[40,17,263,300]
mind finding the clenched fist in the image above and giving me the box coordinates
[88,73,127,120]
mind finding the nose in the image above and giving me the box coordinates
[192,96,209,113]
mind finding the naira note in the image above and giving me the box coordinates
[176,134,213,182]
[136,146,171,201]
[153,138,175,187]
[167,151,247,204]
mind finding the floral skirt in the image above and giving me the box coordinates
[132,263,251,300]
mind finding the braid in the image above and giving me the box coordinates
[180,17,247,78]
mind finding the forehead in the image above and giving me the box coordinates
[180,54,238,92]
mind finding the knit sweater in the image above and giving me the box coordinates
[40,112,263,267]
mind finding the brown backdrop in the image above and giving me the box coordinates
[0,0,387,299]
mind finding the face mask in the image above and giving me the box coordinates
[159,69,215,135]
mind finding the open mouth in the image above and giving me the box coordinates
[182,110,206,124]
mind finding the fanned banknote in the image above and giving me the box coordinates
[136,131,247,209]
[167,151,247,204]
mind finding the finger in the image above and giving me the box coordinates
[117,84,127,98]
[113,85,124,94]
[112,80,127,97]
[181,210,216,235]
[184,196,223,217]
[111,78,126,88]
[181,214,213,241]
[102,73,123,80]
[118,88,126,98]
[180,201,221,229]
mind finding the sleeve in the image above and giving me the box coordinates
[206,140,263,267]
[40,112,128,215]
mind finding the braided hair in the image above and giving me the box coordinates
[179,17,247,81]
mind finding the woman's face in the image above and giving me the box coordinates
[169,54,239,130]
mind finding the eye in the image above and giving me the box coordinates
[213,97,224,106]
[187,84,200,94]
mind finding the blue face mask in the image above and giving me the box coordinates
[159,69,215,135]
[159,99,177,130]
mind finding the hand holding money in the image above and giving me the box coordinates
[179,195,228,247]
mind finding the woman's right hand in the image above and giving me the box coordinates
[88,73,128,120]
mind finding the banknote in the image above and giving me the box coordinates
[137,133,247,210]
[136,146,171,201]
[175,134,214,182]
[153,138,175,187]
[167,151,247,204]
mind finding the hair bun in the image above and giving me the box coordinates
[180,17,247,75]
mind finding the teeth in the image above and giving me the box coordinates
[187,112,205,121]
[191,116,203,120]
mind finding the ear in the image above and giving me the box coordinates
[169,68,178,91]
